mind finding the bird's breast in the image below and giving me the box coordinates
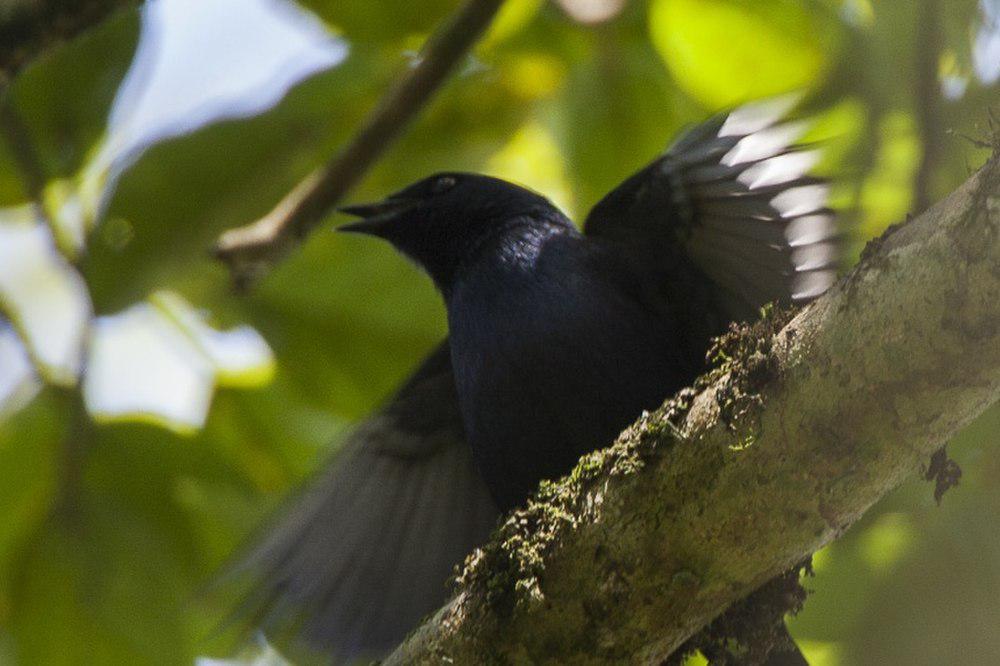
[446,247,686,510]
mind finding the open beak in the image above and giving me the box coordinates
[337,198,417,236]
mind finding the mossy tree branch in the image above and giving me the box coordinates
[384,150,1000,664]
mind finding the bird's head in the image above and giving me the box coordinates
[339,173,560,290]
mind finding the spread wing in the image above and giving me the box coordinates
[227,97,836,662]
[584,95,840,324]
[225,343,498,661]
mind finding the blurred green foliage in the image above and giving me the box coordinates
[0,0,997,663]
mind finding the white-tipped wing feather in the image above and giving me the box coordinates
[585,97,840,322]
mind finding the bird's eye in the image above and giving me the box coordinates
[431,176,457,194]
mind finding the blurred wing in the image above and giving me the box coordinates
[584,95,840,322]
[227,342,498,661]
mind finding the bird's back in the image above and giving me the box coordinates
[448,218,690,510]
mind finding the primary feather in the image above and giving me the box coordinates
[225,345,497,660]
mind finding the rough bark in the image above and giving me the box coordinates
[384,150,1000,664]
[0,0,138,82]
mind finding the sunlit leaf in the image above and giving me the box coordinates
[500,53,566,100]
[150,291,275,387]
[859,111,919,237]
[83,56,382,312]
[859,512,916,573]
[556,38,686,213]
[481,0,545,49]
[680,650,709,666]
[485,120,575,215]
[41,177,91,257]
[797,97,867,172]
[648,0,830,108]
[797,639,842,666]
[83,301,216,433]
[0,206,91,386]
[98,0,348,179]
[82,291,275,433]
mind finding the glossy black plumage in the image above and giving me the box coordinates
[444,210,690,510]
[229,97,837,662]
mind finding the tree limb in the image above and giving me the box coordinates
[213,0,505,288]
[384,150,1000,664]
[0,0,138,82]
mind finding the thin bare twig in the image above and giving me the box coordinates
[213,0,506,289]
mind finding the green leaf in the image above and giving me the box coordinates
[648,0,831,108]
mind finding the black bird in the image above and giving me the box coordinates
[230,96,838,662]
